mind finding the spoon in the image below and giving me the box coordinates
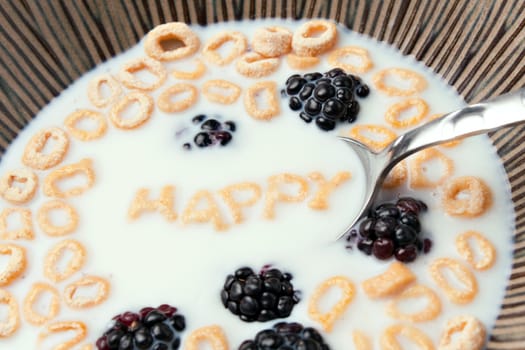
[337,87,525,240]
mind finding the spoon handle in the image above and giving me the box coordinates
[385,88,525,165]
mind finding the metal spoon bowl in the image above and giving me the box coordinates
[337,87,525,240]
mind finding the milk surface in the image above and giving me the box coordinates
[0,19,515,349]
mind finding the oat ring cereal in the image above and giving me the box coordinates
[286,53,320,69]
[23,282,60,326]
[244,81,280,120]
[38,321,87,350]
[184,325,229,350]
[118,57,167,91]
[64,275,110,309]
[43,158,95,198]
[158,83,199,113]
[348,124,397,152]
[22,127,69,170]
[438,315,486,350]
[235,52,280,78]
[308,276,355,332]
[292,20,337,57]
[202,31,247,66]
[429,258,478,304]
[409,148,454,189]
[386,284,442,323]
[455,230,496,271]
[110,92,154,130]
[252,26,292,57]
[172,58,207,80]
[327,46,374,74]
[385,98,429,128]
[43,239,87,283]
[373,68,428,96]
[144,22,201,61]
[0,207,34,241]
[87,74,122,108]
[0,244,27,287]
[380,324,435,350]
[441,176,492,218]
[37,199,79,237]
[0,168,38,204]
[202,80,241,105]
[0,289,20,338]
[64,109,108,141]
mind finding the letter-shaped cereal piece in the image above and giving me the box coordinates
[308,171,351,210]
[43,159,95,198]
[23,282,60,325]
[202,80,241,105]
[219,182,262,224]
[455,230,496,270]
[383,161,407,189]
[118,57,167,91]
[252,26,292,57]
[429,258,478,304]
[236,52,280,78]
[0,289,20,337]
[286,53,320,69]
[0,244,26,287]
[409,148,454,189]
[128,186,178,221]
[157,83,199,113]
[110,92,154,130]
[385,98,429,129]
[185,325,229,350]
[64,275,110,309]
[386,284,442,322]
[87,74,122,108]
[37,200,79,237]
[144,22,201,61]
[182,190,228,231]
[202,31,247,66]
[22,127,69,170]
[362,261,416,299]
[438,315,486,350]
[38,321,87,350]
[380,324,435,350]
[264,173,309,219]
[0,207,34,240]
[348,124,397,152]
[373,68,427,96]
[44,239,86,283]
[291,20,338,57]
[352,330,372,350]
[244,81,280,121]
[64,109,108,141]
[172,59,207,80]
[441,176,492,218]
[0,168,38,204]
[308,276,355,332]
[327,46,373,73]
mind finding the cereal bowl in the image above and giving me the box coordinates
[0,1,524,349]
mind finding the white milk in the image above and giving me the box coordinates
[0,19,515,349]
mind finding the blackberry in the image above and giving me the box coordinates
[283,69,370,131]
[238,322,330,350]
[349,197,432,263]
[221,266,300,322]
[182,114,236,150]
[95,304,186,350]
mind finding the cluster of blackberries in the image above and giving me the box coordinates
[238,322,330,350]
[96,304,186,350]
[221,266,300,322]
[282,68,369,131]
[350,197,432,263]
[182,114,236,150]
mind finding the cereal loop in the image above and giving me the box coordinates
[43,159,95,198]
[185,325,229,350]
[64,275,110,309]
[128,186,177,221]
[409,148,454,189]
[0,207,34,240]
[144,22,200,61]
[44,239,86,283]
[292,20,337,57]
[182,190,229,231]
[0,168,38,204]
[202,80,241,105]
[23,282,60,325]
[327,46,373,74]
[348,124,397,152]
[438,315,486,350]
[286,53,320,69]
[38,321,87,350]
[441,176,492,218]
[244,81,280,120]
[219,182,262,224]
[0,244,26,287]
[22,127,69,170]
[373,68,427,96]
[236,52,280,78]
[385,98,429,128]
[386,284,442,322]
[110,92,154,130]
[264,173,309,219]
[172,59,207,80]
[429,258,478,304]
[202,31,247,66]
[383,161,407,189]
[352,330,372,350]
[252,26,292,57]
[87,74,122,108]
[0,289,20,338]
[157,83,198,113]
[455,230,496,270]
[64,109,108,141]
[308,276,355,332]
[37,200,79,237]
[380,324,435,350]
[362,261,416,299]
[118,57,167,91]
